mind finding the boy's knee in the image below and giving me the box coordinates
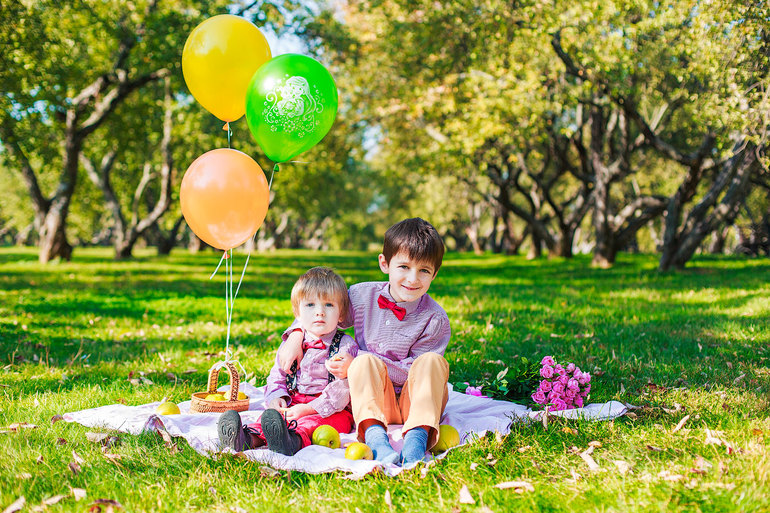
[413,352,449,373]
[348,353,382,377]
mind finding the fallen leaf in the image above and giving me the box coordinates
[691,455,712,474]
[9,423,38,432]
[57,438,67,445]
[469,462,478,470]
[487,459,498,466]
[658,470,685,482]
[208,487,217,497]
[90,499,123,511]
[384,489,392,507]
[15,473,32,479]
[2,496,25,513]
[646,445,664,452]
[72,450,86,465]
[518,445,532,453]
[51,415,63,424]
[69,462,81,475]
[43,495,66,506]
[562,427,578,435]
[495,431,503,444]
[588,440,602,448]
[613,460,632,474]
[458,485,475,505]
[752,428,763,436]
[86,432,119,447]
[733,373,746,385]
[672,415,691,434]
[102,452,123,463]
[494,481,534,493]
[580,446,601,471]
[36,455,44,464]
[71,488,87,501]
[625,412,638,420]
[259,466,281,478]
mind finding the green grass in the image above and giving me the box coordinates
[1,247,768,512]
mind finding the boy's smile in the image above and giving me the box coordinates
[378,251,437,303]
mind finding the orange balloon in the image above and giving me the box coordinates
[180,149,269,250]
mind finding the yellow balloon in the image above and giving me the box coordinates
[182,15,271,122]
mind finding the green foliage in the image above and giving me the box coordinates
[454,357,541,404]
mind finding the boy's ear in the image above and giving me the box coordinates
[377,253,390,273]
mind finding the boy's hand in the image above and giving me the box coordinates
[278,330,304,373]
[268,397,287,409]
[325,353,354,379]
[283,403,315,422]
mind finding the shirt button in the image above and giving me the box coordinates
[386,320,390,326]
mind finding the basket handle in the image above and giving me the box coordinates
[206,361,240,398]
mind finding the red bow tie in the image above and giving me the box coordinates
[302,339,326,350]
[378,295,406,321]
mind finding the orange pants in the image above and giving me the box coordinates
[347,352,449,448]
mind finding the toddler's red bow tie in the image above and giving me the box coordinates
[302,339,326,350]
[377,294,406,321]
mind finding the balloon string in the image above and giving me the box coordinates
[210,160,282,363]
[224,122,232,149]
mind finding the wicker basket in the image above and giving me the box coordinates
[190,361,250,413]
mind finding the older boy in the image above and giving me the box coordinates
[279,218,450,464]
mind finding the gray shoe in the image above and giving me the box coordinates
[261,408,303,456]
[217,410,249,451]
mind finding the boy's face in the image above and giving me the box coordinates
[297,294,341,339]
[378,251,437,303]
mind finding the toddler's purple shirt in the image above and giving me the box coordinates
[264,330,358,417]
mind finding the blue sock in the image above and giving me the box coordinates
[364,424,399,465]
[400,427,428,464]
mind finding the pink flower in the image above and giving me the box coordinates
[540,356,556,367]
[583,372,591,383]
[532,390,547,404]
[555,364,567,376]
[540,365,555,378]
[547,390,560,402]
[578,374,588,385]
[573,366,581,376]
[539,380,552,392]
[552,382,565,395]
[566,363,575,373]
[567,379,580,392]
[551,398,568,411]
[575,396,584,408]
[465,386,487,397]
[565,388,576,399]
[558,374,570,386]
[584,384,591,394]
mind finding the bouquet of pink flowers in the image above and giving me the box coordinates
[531,356,591,410]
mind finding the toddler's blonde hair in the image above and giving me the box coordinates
[290,267,349,323]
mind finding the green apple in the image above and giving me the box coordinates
[311,425,341,449]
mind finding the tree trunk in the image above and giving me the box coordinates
[708,226,730,254]
[659,145,758,270]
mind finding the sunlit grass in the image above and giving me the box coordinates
[0,248,768,512]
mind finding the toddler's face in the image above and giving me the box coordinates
[297,294,341,339]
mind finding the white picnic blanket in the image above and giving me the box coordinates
[63,383,627,478]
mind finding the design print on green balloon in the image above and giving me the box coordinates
[246,54,338,163]
[263,75,324,137]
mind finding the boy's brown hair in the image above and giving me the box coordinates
[291,267,350,323]
[382,217,445,273]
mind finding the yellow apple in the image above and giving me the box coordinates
[225,390,248,401]
[344,442,373,460]
[430,425,460,454]
[156,401,180,415]
[204,393,226,402]
[311,425,341,449]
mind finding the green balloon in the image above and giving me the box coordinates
[245,54,338,163]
